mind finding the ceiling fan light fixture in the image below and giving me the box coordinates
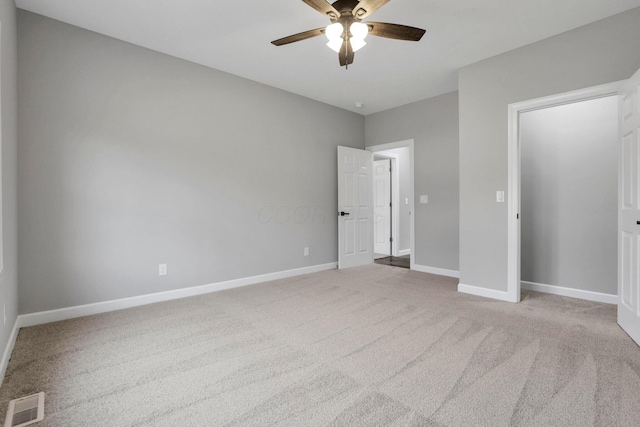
[327,38,343,53]
[325,22,344,41]
[350,22,368,40]
[272,0,426,68]
[350,37,366,52]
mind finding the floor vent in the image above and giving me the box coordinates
[4,392,44,427]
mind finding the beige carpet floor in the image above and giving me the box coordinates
[1,264,639,426]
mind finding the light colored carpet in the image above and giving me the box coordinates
[1,264,639,426]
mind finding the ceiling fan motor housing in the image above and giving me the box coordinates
[330,0,364,22]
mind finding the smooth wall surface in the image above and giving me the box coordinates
[18,11,364,313]
[0,0,18,359]
[459,7,640,292]
[365,92,459,271]
[520,96,618,295]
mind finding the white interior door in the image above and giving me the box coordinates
[374,159,391,255]
[338,146,374,269]
[618,67,640,346]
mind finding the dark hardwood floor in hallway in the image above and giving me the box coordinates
[374,254,410,269]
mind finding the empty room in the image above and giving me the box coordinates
[1,0,640,426]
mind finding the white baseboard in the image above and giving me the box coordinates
[458,283,517,302]
[398,249,411,257]
[17,262,338,329]
[412,264,459,278]
[521,281,617,305]
[0,319,20,387]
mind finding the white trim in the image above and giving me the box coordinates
[508,81,625,114]
[521,281,617,305]
[507,102,521,303]
[367,139,414,153]
[391,158,400,257]
[0,318,19,387]
[366,139,415,270]
[398,249,411,257]
[16,263,337,329]
[413,263,459,278]
[458,283,517,303]
[507,81,625,304]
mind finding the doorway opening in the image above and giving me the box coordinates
[519,96,618,302]
[503,82,622,303]
[367,140,414,270]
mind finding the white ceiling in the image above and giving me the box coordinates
[16,0,640,114]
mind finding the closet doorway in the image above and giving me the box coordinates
[507,81,624,303]
[519,95,618,302]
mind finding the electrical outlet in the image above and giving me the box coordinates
[159,264,168,276]
[304,247,309,256]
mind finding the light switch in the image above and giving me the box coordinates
[405,198,409,205]
[420,195,428,204]
[496,191,505,203]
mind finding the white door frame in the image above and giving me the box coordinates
[366,139,415,269]
[507,81,624,302]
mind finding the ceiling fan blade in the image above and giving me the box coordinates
[353,0,390,19]
[271,28,325,46]
[366,22,426,41]
[302,0,341,20]
[338,41,355,67]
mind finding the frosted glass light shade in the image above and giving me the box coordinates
[327,38,343,53]
[350,22,368,40]
[350,37,366,52]
[325,23,344,40]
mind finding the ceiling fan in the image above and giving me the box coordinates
[272,0,426,68]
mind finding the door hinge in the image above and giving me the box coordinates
[517,213,520,219]
[390,237,393,242]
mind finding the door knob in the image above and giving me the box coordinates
[339,211,350,216]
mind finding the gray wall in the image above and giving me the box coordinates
[18,11,364,314]
[520,96,618,295]
[374,147,410,253]
[0,0,18,364]
[459,8,640,292]
[365,92,459,271]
